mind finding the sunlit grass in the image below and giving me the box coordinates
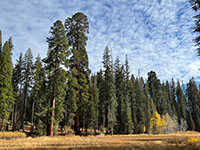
[0,132,200,150]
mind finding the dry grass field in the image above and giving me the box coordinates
[0,132,200,150]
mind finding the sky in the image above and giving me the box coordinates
[0,0,200,83]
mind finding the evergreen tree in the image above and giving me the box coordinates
[0,41,13,131]
[43,20,70,136]
[147,71,162,113]
[65,12,90,135]
[190,0,200,55]
[123,56,133,134]
[186,78,200,131]
[134,78,145,133]
[102,46,117,135]
[31,55,47,135]
[62,71,78,130]
[170,79,177,117]
[21,48,33,131]
[96,70,106,129]
[176,81,187,126]
[12,53,23,131]
[88,75,99,133]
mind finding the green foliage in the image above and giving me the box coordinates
[65,12,90,135]
[0,40,14,130]
[44,20,70,136]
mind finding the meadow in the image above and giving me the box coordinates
[0,132,200,150]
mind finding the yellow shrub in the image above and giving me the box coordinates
[0,131,26,139]
[187,137,200,144]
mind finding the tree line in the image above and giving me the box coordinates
[0,11,200,136]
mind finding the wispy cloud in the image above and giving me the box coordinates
[0,0,199,82]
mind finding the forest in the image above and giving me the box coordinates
[1,1,200,138]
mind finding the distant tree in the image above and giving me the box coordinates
[186,77,200,131]
[0,40,13,131]
[21,48,33,131]
[170,79,177,117]
[102,46,117,135]
[65,12,90,135]
[176,81,187,126]
[31,55,47,135]
[88,75,99,133]
[96,69,106,129]
[43,20,70,136]
[12,53,23,131]
[147,71,161,114]
[134,78,145,133]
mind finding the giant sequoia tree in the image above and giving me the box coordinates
[65,12,90,135]
[43,20,70,136]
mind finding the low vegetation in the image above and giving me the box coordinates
[0,131,26,140]
[0,132,200,150]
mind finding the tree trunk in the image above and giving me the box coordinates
[12,104,16,131]
[31,100,35,131]
[74,112,80,135]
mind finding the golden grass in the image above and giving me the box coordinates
[0,132,200,150]
[0,132,26,140]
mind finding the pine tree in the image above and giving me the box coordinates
[65,12,90,135]
[43,20,70,136]
[176,81,187,126]
[12,53,23,131]
[88,75,99,133]
[30,55,47,135]
[0,41,13,131]
[186,77,200,131]
[123,56,133,134]
[134,77,145,134]
[62,71,77,130]
[170,79,177,117]
[96,70,106,130]
[21,48,33,131]
[147,71,161,114]
[102,46,117,135]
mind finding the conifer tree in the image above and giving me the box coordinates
[12,53,23,131]
[186,78,200,131]
[134,78,145,133]
[96,70,106,129]
[190,0,200,55]
[129,74,137,133]
[176,81,187,126]
[123,56,133,134]
[43,20,70,136]
[0,41,13,131]
[170,79,177,117]
[147,71,161,114]
[102,46,117,135]
[31,55,47,135]
[21,48,33,131]
[65,12,90,135]
[88,75,99,133]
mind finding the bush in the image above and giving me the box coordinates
[0,131,26,139]
[64,126,75,135]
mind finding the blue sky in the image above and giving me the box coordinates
[0,0,200,82]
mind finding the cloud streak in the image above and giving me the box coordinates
[0,0,199,82]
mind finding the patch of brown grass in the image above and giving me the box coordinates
[0,132,200,150]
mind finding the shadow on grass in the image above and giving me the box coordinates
[13,144,200,150]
